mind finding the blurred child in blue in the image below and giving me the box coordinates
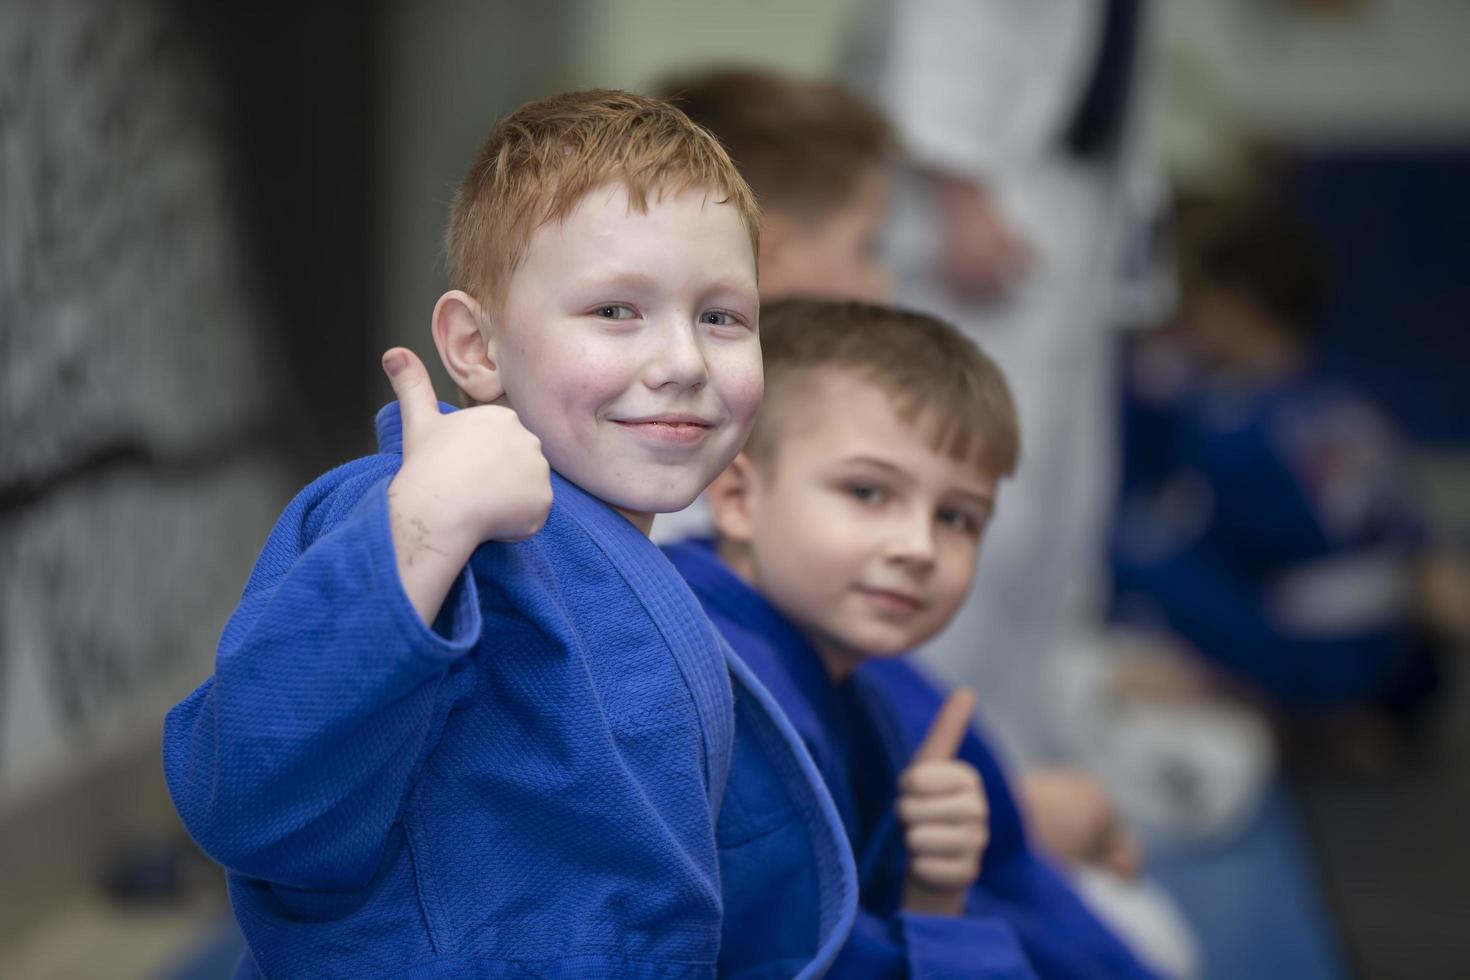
[666,299,1164,978]
[1111,200,1441,723]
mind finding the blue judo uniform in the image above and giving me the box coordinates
[163,403,856,979]
[1112,353,1434,711]
[665,539,1158,980]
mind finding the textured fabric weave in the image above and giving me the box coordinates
[164,403,854,978]
[666,539,1159,979]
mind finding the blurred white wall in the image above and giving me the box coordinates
[1161,0,1470,188]
[564,0,863,90]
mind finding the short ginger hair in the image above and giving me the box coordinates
[446,89,760,308]
[655,69,895,223]
[749,300,1020,477]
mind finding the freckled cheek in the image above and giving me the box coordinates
[561,347,638,405]
[572,370,628,402]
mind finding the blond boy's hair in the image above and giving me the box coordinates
[748,300,1020,477]
[656,69,895,223]
[446,89,760,308]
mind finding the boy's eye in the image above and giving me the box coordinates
[846,483,883,505]
[700,310,738,327]
[593,304,637,320]
[937,507,981,535]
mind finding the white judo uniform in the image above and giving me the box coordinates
[859,0,1174,766]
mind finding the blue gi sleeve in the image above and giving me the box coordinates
[162,463,482,890]
[833,908,1036,979]
[1114,541,1400,707]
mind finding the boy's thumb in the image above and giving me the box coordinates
[913,688,976,764]
[382,347,438,431]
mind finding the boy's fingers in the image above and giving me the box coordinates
[906,822,987,858]
[913,688,976,764]
[900,767,986,811]
[898,791,986,826]
[382,348,439,434]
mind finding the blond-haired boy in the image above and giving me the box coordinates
[665,300,1157,978]
[164,91,854,978]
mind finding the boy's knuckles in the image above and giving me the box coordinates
[906,823,984,857]
[910,856,978,888]
[903,760,976,795]
[899,792,982,824]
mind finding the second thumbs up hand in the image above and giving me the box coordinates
[898,688,990,918]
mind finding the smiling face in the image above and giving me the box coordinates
[715,370,999,677]
[492,182,762,530]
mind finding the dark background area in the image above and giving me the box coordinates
[175,2,386,475]
[1294,149,1470,448]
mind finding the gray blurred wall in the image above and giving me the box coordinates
[0,1,289,807]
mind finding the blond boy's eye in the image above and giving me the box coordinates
[594,304,636,320]
[938,508,980,535]
[847,484,883,504]
[701,310,735,326]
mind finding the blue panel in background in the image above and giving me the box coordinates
[1291,149,1470,447]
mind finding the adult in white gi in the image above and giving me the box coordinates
[860,0,1174,766]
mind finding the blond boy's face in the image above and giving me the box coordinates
[759,166,892,304]
[725,371,997,676]
[494,183,761,528]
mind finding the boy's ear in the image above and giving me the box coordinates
[708,452,759,544]
[431,290,503,403]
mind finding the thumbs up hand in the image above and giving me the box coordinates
[897,689,989,917]
[382,348,552,624]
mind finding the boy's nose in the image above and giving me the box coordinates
[886,510,938,571]
[643,321,709,391]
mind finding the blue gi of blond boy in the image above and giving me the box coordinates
[162,92,855,978]
[665,300,1157,978]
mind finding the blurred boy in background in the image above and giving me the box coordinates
[1112,199,1448,741]
[658,67,895,304]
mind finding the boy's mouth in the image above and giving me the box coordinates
[612,414,715,445]
[855,586,926,616]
